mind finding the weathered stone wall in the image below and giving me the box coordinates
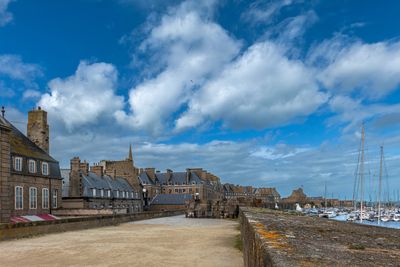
[0,210,183,241]
[239,207,400,267]
[0,125,11,223]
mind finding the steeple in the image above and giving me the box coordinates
[128,144,133,161]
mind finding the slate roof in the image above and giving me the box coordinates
[150,194,193,205]
[62,170,139,198]
[5,118,58,162]
[139,172,154,185]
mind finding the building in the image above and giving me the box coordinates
[61,147,143,215]
[0,107,62,223]
[223,184,281,206]
[139,168,222,208]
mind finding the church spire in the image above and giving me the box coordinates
[128,144,133,161]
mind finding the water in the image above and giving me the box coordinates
[332,214,400,229]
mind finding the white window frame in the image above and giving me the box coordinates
[100,189,104,198]
[42,162,49,175]
[122,191,125,198]
[52,189,58,208]
[116,190,119,198]
[14,157,23,171]
[15,186,23,210]
[92,188,96,197]
[107,189,111,198]
[42,188,49,209]
[131,192,134,198]
[28,159,36,174]
[29,187,37,209]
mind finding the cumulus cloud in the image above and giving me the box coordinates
[176,41,328,130]
[310,37,400,99]
[38,61,124,130]
[0,54,42,82]
[22,89,41,100]
[0,0,12,26]
[116,0,240,133]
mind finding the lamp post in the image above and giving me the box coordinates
[143,188,147,210]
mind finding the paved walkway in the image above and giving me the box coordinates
[0,215,243,267]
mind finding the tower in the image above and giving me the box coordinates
[128,144,133,161]
[27,107,49,153]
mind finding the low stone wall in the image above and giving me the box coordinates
[240,207,400,267]
[0,210,183,241]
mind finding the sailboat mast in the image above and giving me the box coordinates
[324,181,327,211]
[360,124,365,223]
[378,145,383,224]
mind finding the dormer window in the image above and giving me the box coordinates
[14,157,22,171]
[42,162,49,175]
[28,160,36,173]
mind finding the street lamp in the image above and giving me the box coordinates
[142,188,148,209]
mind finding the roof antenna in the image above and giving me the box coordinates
[1,106,5,117]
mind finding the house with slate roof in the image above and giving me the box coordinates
[61,147,143,214]
[0,107,62,223]
[139,167,223,209]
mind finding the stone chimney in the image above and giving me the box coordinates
[70,157,83,197]
[27,107,49,153]
[145,168,156,181]
[166,169,173,182]
[90,164,103,177]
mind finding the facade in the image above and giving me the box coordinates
[62,148,143,214]
[0,107,62,223]
[139,168,223,208]
[223,184,281,206]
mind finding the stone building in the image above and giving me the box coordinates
[223,184,281,207]
[0,107,62,223]
[139,168,223,208]
[61,148,143,214]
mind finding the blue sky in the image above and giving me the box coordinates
[1,0,400,198]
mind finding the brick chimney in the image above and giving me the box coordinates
[27,107,49,153]
[90,164,103,177]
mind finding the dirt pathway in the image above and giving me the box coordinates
[0,215,243,267]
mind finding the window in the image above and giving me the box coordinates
[100,189,104,197]
[116,191,119,198]
[122,191,125,198]
[29,187,37,209]
[107,189,111,198]
[92,188,96,197]
[42,162,49,175]
[15,186,23,210]
[28,160,36,173]
[131,192,134,198]
[52,189,58,208]
[14,157,22,171]
[42,188,49,209]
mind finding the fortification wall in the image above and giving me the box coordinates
[0,210,183,241]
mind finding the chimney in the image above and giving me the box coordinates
[27,107,49,153]
[166,169,173,181]
[79,160,89,176]
[90,164,103,177]
[145,168,156,181]
[70,157,82,197]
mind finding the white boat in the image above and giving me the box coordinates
[319,210,337,218]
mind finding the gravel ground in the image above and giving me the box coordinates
[0,215,243,267]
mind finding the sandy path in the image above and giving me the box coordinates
[0,215,243,267]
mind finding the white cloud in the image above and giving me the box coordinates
[310,37,400,99]
[117,0,240,134]
[176,41,328,130]
[0,0,12,27]
[38,61,124,130]
[0,54,42,81]
[22,89,41,100]
[242,0,295,25]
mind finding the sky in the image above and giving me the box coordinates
[1,0,400,198]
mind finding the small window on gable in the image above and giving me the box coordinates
[14,157,23,171]
[28,160,36,173]
[42,162,49,175]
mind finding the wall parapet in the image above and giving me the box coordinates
[239,207,400,267]
[0,210,183,241]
